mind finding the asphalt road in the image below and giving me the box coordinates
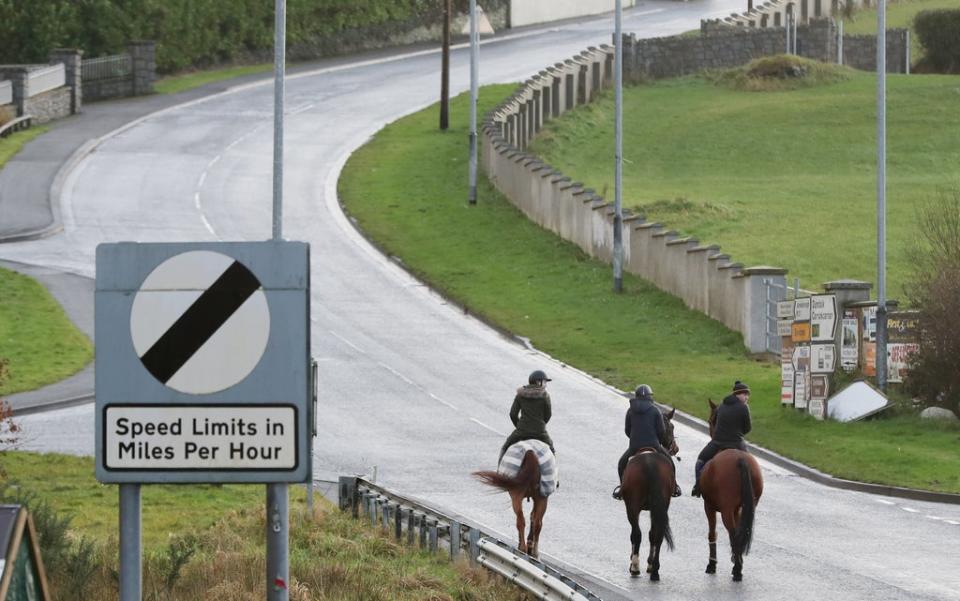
[3,3,960,599]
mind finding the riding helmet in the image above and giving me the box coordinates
[635,384,654,399]
[529,369,551,384]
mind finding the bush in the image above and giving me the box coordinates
[913,9,960,73]
[904,188,960,415]
[0,106,14,128]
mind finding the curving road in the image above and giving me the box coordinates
[3,3,960,599]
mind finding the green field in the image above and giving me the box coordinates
[528,72,960,296]
[0,453,527,601]
[0,267,93,395]
[841,0,960,60]
[338,86,960,493]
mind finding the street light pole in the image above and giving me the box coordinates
[440,0,451,130]
[469,0,479,204]
[876,0,888,391]
[613,0,624,293]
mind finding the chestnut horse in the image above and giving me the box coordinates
[620,407,678,580]
[700,399,763,581]
[474,450,548,556]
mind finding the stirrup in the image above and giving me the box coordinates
[612,485,623,500]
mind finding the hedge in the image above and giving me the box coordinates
[0,0,507,74]
[914,9,960,73]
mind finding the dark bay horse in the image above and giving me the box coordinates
[700,399,764,581]
[620,407,678,580]
[474,449,548,557]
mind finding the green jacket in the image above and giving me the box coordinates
[509,385,552,436]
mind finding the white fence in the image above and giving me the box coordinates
[82,53,132,81]
[27,64,65,98]
[0,80,11,105]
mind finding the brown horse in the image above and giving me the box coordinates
[620,407,678,580]
[700,399,764,581]
[474,450,548,556]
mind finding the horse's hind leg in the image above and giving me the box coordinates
[705,505,718,574]
[512,494,527,554]
[647,538,662,581]
[627,508,642,576]
[527,496,547,558]
[721,508,743,581]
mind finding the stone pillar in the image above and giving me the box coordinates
[49,48,83,114]
[4,68,29,117]
[128,40,157,96]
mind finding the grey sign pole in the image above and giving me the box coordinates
[468,0,479,204]
[875,0,888,391]
[613,0,624,293]
[119,484,141,601]
[270,1,290,600]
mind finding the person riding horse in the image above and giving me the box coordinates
[691,380,752,498]
[499,370,556,463]
[612,384,681,500]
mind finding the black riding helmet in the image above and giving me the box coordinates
[634,384,654,399]
[529,369,552,385]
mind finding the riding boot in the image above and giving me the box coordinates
[691,459,705,497]
[612,485,622,500]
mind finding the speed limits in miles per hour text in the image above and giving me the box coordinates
[103,405,298,470]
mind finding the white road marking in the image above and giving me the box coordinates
[901,507,919,513]
[429,393,458,410]
[329,330,365,354]
[946,520,960,525]
[378,361,414,385]
[876,499,896,505]
[471,418,505,436]
[926,515,944,521]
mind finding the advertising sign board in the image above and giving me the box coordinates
[840,313,859,371]
[810,294,838,342]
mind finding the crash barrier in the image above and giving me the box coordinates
[481,44,786,354]
[339,476,603,601]
[0,115,31,139]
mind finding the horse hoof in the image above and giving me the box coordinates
[705,563,716,574]
[650,573,660,582]
[733,573,743,582]
[629,567,641,577]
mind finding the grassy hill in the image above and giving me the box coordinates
[528,70,960,296]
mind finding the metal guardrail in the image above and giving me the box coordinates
[0,80,11,106]
[340,476,603,601]
[0,115,32,139]
[27,64,65,98]
[82,53,132,81]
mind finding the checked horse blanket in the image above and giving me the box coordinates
[498,439,558,497]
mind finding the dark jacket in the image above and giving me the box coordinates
[509,385,552,436]
[712,394,752,448]
[625,398,669,451]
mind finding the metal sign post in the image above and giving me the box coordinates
[613,0,624,293]
[468,0,479,204]
[876,0,888,391]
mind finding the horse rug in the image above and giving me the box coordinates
[498,439,558,497]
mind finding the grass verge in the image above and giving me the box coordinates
[841,0,960,61]
[0,126,48,170]
[0,452,531,601]
[154,64,272,95]
[528,71,960,295]
[0,267,92,395]
[338,87,960,493]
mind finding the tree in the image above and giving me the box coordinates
[904,188,960,415]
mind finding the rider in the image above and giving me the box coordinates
[690,380,752,498]
[612,384,680,500]
[499,370,556,463]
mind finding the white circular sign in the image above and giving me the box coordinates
[130,251,270,394]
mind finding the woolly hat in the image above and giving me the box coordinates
[732,380,750,394]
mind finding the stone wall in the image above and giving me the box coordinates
[481,46,787,353]
[84,76,134,102]
[23,87,71,124]
[625,19,908,80]
[82,41,156,102]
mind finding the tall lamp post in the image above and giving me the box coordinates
[468,0,479,204]
[876,0,888,390]
[613,0,624,293]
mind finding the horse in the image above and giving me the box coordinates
[700,399,764,581]
[620,407,678,580]
[473,441,555,557]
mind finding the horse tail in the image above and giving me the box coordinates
[733,456,755,556]
[473,451,540,496]
[643,456,674,551]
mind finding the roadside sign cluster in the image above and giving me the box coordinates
[95,242,312,484]
[779,294,837,419]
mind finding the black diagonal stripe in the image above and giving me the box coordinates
[140,261,261,384]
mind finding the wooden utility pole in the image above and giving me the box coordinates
[440,0,451,130]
